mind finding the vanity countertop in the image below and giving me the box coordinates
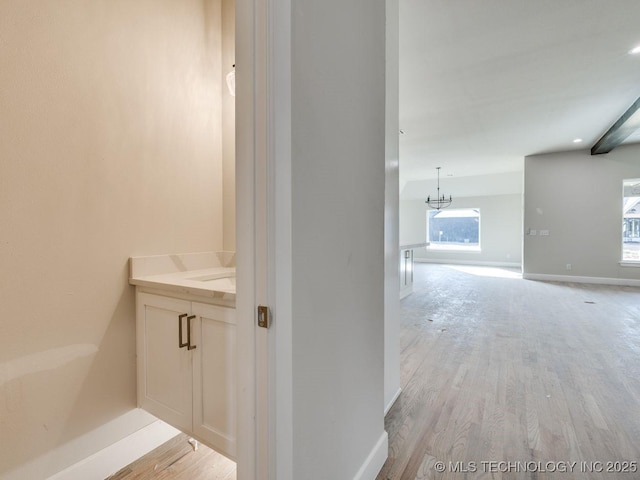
[129,252,236,304]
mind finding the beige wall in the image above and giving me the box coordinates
[222,0,236,251]
[0,0,226,477]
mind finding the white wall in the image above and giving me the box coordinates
[384,0,401,415]
[400,199,430,246]
[0,1,225,477]
[400,194,523,266]
[289,0,388,478]
[524,146,640,281]
[401,171,523,200]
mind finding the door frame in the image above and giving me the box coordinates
[237,1,399,479]
[236,0,292,478]
[235,0,260,472]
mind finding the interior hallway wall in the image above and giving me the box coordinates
[290,0,388,477]
[384,0,401,415]
[0,1,224,477]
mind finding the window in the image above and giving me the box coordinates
[623,178,640,262]
[427,208,480,251]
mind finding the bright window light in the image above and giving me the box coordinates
[623,178,640,262]
[427,208,481,251]
[447,265,521,279]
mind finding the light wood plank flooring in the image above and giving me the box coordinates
[106,433,235,480]
[113,263,640,479]
[378,264,640,479]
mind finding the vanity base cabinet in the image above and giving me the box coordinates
[136,294,193,432]
[136,292,236,460]
[191,302,237,458]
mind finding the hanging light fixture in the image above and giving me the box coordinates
[425,167,452,210]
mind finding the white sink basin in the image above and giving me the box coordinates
[187,272,235,282]
[184,272,236,292]
[200,277,235,290]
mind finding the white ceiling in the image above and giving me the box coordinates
[399,0,640,197]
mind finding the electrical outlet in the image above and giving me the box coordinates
[566,264,572,271]
[540,230,550,236]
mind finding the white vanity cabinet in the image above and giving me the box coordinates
[136,292,236,459]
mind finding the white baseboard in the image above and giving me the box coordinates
[415,258,521,268]
[46,420,180,480]
[352,431,388,480]
[384,387,402,416]
[523,273,640,287]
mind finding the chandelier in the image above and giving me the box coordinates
[425,167,452,210]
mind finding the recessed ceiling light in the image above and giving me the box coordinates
[629,45,640,54]
[573,138,583,143]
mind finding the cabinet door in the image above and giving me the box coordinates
[136,293,193,432]
[191,302,237,459]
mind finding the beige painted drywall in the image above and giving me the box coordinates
[222,0,236,251]
[0,0,225,477]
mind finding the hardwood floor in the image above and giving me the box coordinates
[378,264,640,479]
[106,433,235,480]
[113,263,640,479]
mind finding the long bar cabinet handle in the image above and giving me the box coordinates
[178,313,188,348]
[186,315,197,350]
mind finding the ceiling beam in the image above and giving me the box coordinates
[592,97,640,155]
